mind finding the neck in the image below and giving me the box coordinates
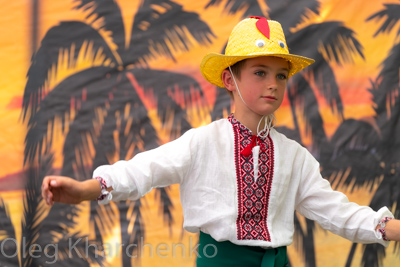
[233,111,266,135]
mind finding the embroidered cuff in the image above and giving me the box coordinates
[94,176,110,202]
[378,217,393,241]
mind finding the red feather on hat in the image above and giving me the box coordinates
[250,16,270,39]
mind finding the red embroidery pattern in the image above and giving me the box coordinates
[95,176,108,201]
[229,115,274,241]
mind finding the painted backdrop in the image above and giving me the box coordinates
[1,0,400,266]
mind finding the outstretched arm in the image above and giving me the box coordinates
[41,176,113,205]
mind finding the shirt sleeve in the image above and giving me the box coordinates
[92,128,197,204]
[294,148,394,247]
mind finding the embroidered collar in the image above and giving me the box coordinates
[228,114,270,138]
[228,114,269,157]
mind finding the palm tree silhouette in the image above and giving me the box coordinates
[205,1,364,266]
[321,3,400,267]
[0,197,18,266]
[20,0,214,266]
[0,152,103,266]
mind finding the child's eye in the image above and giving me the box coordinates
[277,73,288,80]
[255,71,265,77]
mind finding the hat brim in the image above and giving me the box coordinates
[200,52,315,88]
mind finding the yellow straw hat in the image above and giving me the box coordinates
[200,17,315,88]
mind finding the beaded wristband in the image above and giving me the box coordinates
[94,176,109,201]
[378,217,393,241]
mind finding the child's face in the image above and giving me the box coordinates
[227,56,289,118]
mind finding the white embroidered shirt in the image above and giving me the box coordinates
[93,116,393,248]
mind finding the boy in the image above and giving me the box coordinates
[42,17,400,266]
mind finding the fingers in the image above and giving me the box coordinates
[41,176,61,206]
[50,179,58,187]
[41,176,52,206]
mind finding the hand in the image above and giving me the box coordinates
[41,175,99,205]
[384,219,400,242]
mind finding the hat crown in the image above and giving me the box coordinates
[225,18,289,57]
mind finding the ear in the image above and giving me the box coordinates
[222,69,236,92]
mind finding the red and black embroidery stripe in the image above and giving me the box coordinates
[229,115,274,242]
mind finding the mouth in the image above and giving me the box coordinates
[262,96,277,101]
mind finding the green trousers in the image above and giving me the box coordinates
[196,232,289,267]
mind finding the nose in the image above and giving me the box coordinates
[266,76,278,91]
